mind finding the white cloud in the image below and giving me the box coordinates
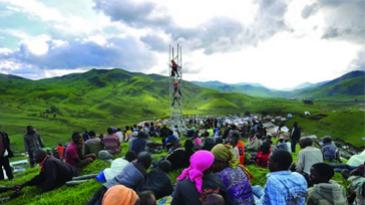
[22,34,50,55]
[0,0,363,89]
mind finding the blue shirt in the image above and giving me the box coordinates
[262,171,307,205]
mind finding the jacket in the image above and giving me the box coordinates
[104,162,146,189]
[24,156,77,192]
[141,168,173,199]
[0,131,13,158]
[307,181,347,205]
[24,133,44,153]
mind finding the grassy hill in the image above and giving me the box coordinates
[193,70,365,101]
[192,80,288,98]
[292,70,365,100]
[0,68,364,153]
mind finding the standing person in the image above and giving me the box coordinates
[24,126,44,167]
[0,131,13,180]
[65,132,95,169]
[290,122,301,153]
[103,128,121,154]
[253,150,307,205]
[307,163,347,205]
[211,144,254,205]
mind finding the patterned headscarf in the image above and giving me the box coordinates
[177,150,215,193]
[211,144,239,169]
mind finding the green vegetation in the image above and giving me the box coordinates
[0,69,364,153]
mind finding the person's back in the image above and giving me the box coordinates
[322,143,337,161]
[103,134,120,154]
[307,163,347,205]
[172,173,228,205]
[260,150,307,205]
[104,152,152,190]
[85,137,102,156]
[65,141,80,167]
[142,160,173,199]
[307,181,347,205]
[296,138,323,174]
[131,137,146,155]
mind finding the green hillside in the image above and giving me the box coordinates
[193,71,365,101]
[0,69,364,153]
[192,81,288,98]
[292,70,365,100]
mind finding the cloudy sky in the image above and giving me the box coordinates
[0,0,364,89]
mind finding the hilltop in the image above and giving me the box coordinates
[193,70,365,101]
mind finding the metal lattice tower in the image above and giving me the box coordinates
[169,44,185,131]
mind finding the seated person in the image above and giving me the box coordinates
[166,139,194,170]
[275,136,289,152]
[253,150,307,205]
[321,137,338,161]
[103,128,121,154]
[342,162,365,205]
[171,150,229,205]
[171,150,227,205]
[87,152,152,205]
[202,193,225,205]
[296,137,323,175]
[14,149,78,192]
[141,160,173,199]
[307,163,347,205]
[65,132,96,169]
[131,132,148,155]
[102,185,139,205]
[211,144,254,205]
[255,142,271,167]
[85,131,103,156]
[246,134,262,152]
[97,151,137,183]
[139,191,157,205]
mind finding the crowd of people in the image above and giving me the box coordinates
[0,116,364,205]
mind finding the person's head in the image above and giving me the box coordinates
[125,151,137,162]
[72,132,82,144]
[322,137,332,145]
[137,152,152,170]
[299,137,313,148]
[138,191,156,205]
[259,141,271,154]
[26,125,35,135]
[211,144,238,172]
[158,160,171,173]
[184,139,194,152]
[202,193,225,205]
[229,134,239,147]
[177,150,215,193]
[293,122,298,128]
[310,163,334,184]
[268,150,293,172]
[102,185,140,205]
[107,127,114,135]
[89,131,96,138]
[34,149,47,164]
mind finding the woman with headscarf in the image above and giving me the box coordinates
[211,144,254,205]
[102,185,139,205]
[171,150,229,205]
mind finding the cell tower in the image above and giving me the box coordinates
[169,44,185,131]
